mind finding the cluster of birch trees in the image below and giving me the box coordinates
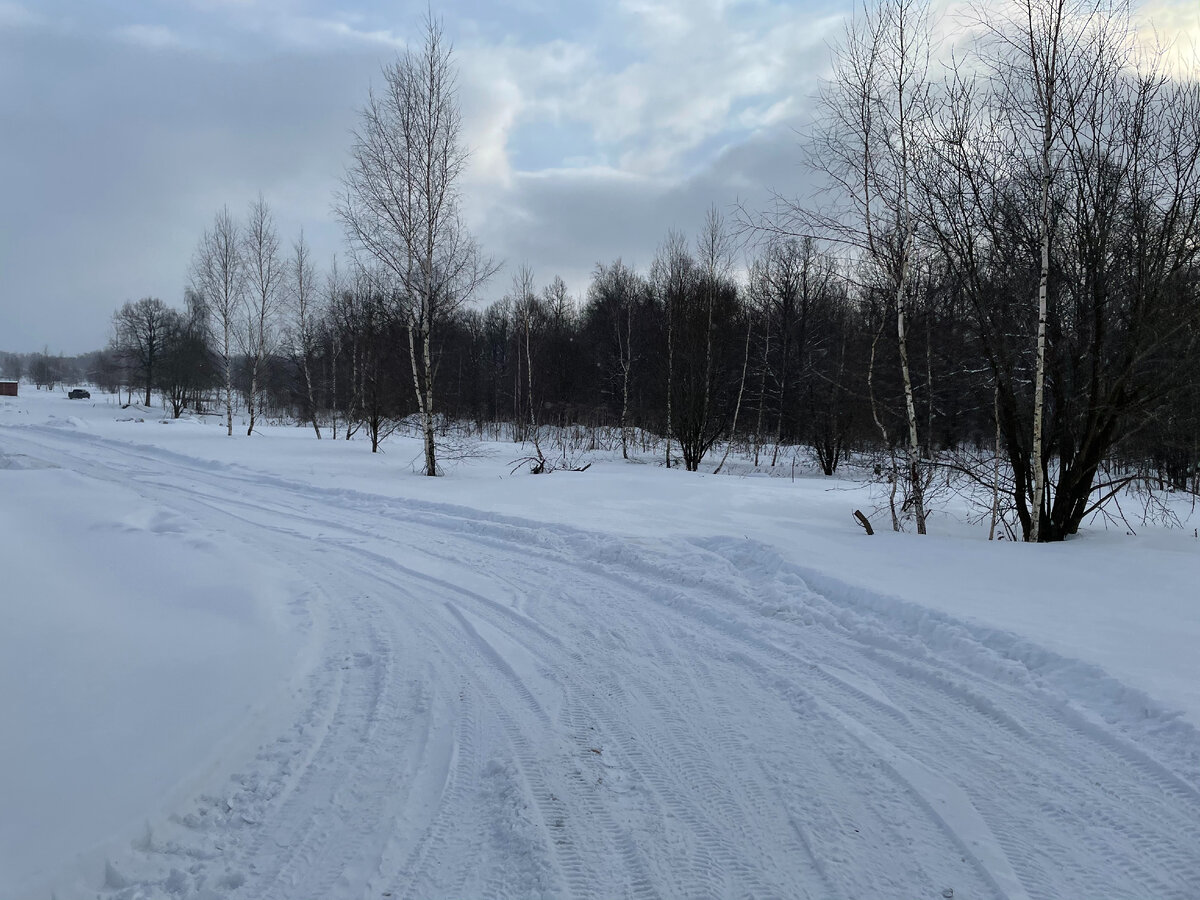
[770,0,1200,540]
[105,196,319,437]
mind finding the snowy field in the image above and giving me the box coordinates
[2,387,1199,900]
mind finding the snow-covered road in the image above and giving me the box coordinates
[4,418,1200,900]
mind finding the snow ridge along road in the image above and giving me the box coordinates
[4,422,1200,900]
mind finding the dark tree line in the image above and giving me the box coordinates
[2,349,83,391]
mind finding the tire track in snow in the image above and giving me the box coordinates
[586,634,784,900]
[867,641,1200,899]
[391,673,482,900]
[147,467,790,897]
[424,533,993,898]
[691,538,1200,900]
[410,544,809,898]
[440,600,663,900]
[431,521,1200,899]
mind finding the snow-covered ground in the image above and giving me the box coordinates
[2,387,1199,900]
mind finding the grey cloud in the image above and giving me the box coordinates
[471,118,828,302]
[1,0,841,353]
[1,24,381,352]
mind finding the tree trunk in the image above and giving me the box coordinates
[525,305,545,468]
[346,339,359,440]
[897,286,926,534]
[772,322,789,467]
[1031,160,1052,542]
[329,341,340,440]
[665,293,674,469]
[989,383,1001,541]
[714,314,752,475]
[619,300,631,460]
[753,326,769,467]
[303,352,321,439]
[223,321,234,438]
[246,356,259,436]
[413,298,438,476]
[868,319,901,533]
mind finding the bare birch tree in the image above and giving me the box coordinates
[916,0,1176,540]
[696,205,734,463]
[813,0,935,532]
[981,0,1112,541]
[337,15,495,475]
[190,206,245,437]
[651,230,692,469]
[241,195,285,435]
[511,263,546,469]
[288,229,322,438]
[324,257,344,439]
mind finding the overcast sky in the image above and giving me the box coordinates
[1,0,1196,354]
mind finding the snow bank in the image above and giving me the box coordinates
[0,439,306,897]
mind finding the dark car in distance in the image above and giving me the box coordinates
[68,389,90,400]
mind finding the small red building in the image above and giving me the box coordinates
[0,381,17,397]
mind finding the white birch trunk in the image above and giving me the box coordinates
[1031,149,1052,542]
[665,293,674,469]
[223,322,234,437]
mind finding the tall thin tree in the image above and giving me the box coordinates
[337,15,495,474]
[242,195,285,436]
[190,206,245,437]
[289,230,323,438]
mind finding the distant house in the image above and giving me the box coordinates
[0,381,17,397]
